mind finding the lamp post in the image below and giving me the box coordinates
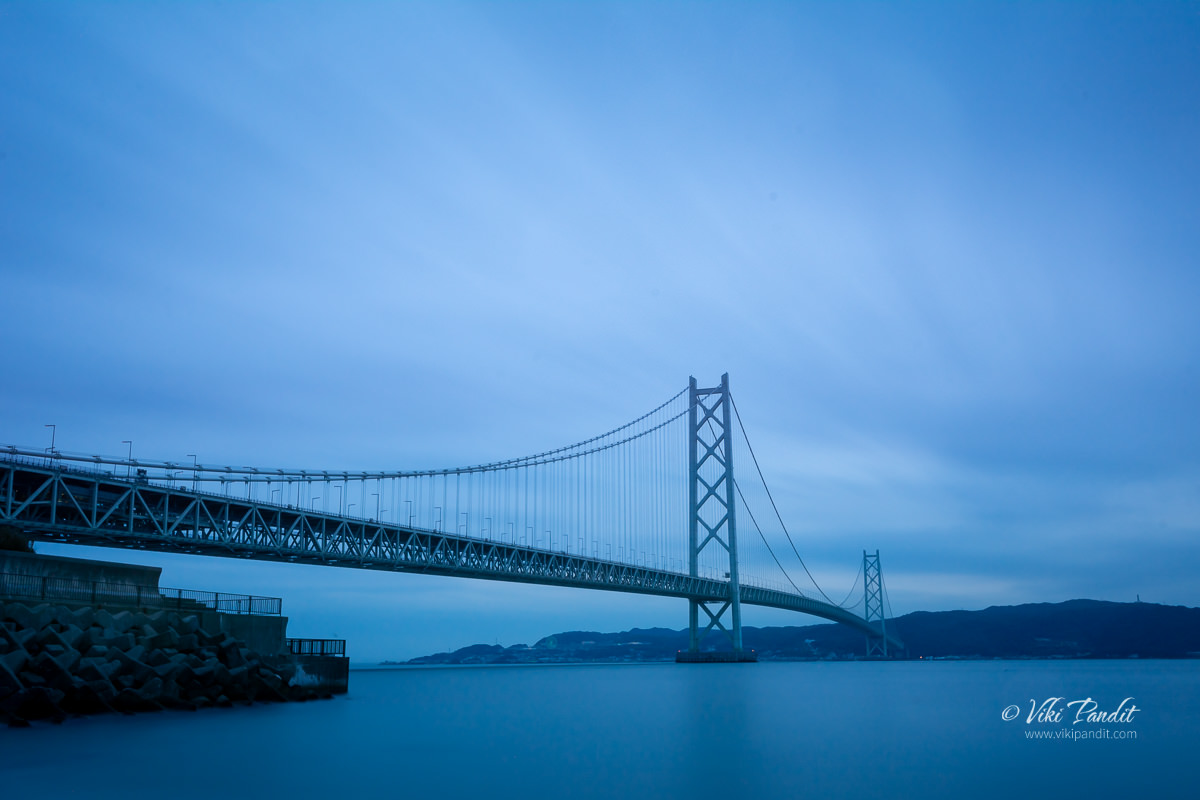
[311,496,321,512]
[121,440,132,478]
[187,454,198,492]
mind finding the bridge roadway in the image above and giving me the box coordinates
[0,455,903,651]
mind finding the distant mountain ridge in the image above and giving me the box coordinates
[398,600,1200,664]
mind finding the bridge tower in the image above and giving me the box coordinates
[683,373,750,660]
[863,549,888,657]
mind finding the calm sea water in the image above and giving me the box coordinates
[2,660,1196,799]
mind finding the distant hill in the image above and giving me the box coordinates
[398,600,1200,664]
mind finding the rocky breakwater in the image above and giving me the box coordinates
[0,600,331,727]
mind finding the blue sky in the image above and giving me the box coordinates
[2,2,1198,660]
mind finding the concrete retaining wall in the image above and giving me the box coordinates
[0,551,162,589]
[218,614,288,657]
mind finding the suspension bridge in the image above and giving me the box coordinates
[1,375,902,659]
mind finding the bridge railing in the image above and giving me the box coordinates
[0,571,282,616]
[286,638,346,657]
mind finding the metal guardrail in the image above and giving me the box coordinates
[286,638,346,657]
[0,571,282,616]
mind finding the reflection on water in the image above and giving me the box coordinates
[2,660,1196,799]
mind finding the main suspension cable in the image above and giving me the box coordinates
[729,393,841,606]
[834,559,865,608]
[699,415,805,595]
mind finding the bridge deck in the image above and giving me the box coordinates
[0,456,903,651]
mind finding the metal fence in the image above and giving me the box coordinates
[286,638,347,657]
[0,571,282,616]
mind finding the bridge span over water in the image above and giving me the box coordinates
[2,375,902,657]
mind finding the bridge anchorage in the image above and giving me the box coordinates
[1,373,902,659]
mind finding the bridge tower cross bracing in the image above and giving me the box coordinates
[863,548,888,657]
[687,373,746,655]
